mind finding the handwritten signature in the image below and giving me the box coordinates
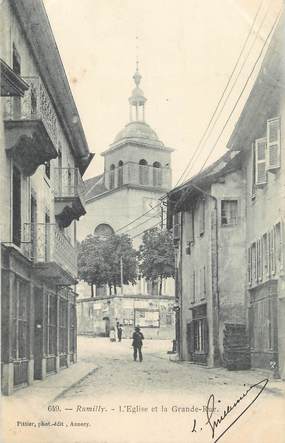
[192,378,268,442]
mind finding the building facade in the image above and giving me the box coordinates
[77,294,175,340]
[77,66,175,339]
[168,152,249,368]
[227,14,285,378]
[0,0,93,394]
[168,13,285,378]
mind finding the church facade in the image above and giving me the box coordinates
[77,67,175,339]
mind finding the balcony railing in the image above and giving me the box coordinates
[53,167,86,206]
[105,161,171,190]
[23,223,77,280]
[4,76,58,149]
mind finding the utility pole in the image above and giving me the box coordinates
[120,256,123,295]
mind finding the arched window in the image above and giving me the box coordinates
[139,159,149,185]
[94,223,114,238]
[153,161,162,187]
[118,160,124,187]
[109,164,115,189]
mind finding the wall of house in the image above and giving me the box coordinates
[77,295,175,340]
[178,170,246,366]
[211,170,247,359]
[242,96,285,378]
[179,197,213,361]
[1,0,77,248]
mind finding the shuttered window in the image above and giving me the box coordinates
[199,199,205,235]
[263,233,269,277]
[255,137,267,186]
[251,242,257,284]
[248,247,252,286]
[267,117,281,171]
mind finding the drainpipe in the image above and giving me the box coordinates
[185,183,221,367]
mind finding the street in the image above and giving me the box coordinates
[2,336,284,443]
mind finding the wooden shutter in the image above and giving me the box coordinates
[255,137,267,186]
[267,117,280,171]
[271,228,276,275]
[199,199,205,235]
[248,247,252,286]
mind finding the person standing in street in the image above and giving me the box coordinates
[132,326,144,362]
[117,324,123,342]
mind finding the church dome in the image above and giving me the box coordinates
[113,121,163,146]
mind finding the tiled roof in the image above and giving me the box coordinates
[84,174,107,200]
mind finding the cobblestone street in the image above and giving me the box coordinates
[2,336,284,443]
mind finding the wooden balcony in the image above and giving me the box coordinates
[53,167,86,228]
[23,223,77,285]
[3,76,58,176]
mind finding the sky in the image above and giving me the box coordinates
[43,0,281,184]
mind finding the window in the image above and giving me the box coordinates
[263,233,269,277]
[248,247,252,286]
[194,319,207,352]
[275,222,283,273]
[12,279,29,360]
[251,242,257,284]
[13,166,21,246]
[269,229,276,276]
[199,199,205,235]
[221,200,238,226]
[153,162,162,187]
[12,44,21,119]
[94,223,114,238]
[109,164,115,189]
[46,293,57,355]
[118,161,124,187]
[255,138,267,186]
[59,298,68,354]
[139,159,149,185]
[256,239,263,282]
[267,117,280,171]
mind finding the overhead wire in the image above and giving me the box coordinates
[176,0,266,186]
[111,0,266,237]
[100,2,280,241]
[197,8,281,174]
[130,4,281,239]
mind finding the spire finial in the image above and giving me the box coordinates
[133,36,142,87]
